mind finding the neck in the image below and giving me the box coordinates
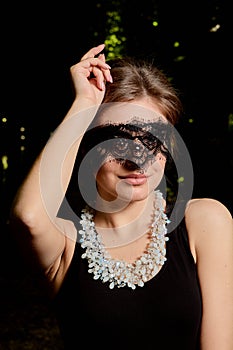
[94,191,162,248]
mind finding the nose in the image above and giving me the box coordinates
[122,159,141,171]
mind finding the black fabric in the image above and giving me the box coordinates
[53,216,202,350]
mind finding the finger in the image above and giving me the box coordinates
[81,44,105,61]
[77,57,110,72]
[70,56,112,85]
[103,69,113,83]
[98,53,106,63]
[88,57,113,83]
[88,57,111,70]
[80,57,112,82]
[92,66,106,90]
[98,54,113,83]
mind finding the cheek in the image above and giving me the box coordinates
[153,153,167,170]
[148,155,166,186]
[148,170,165,194]
[157,157,167,170]
[95,161,118,184]
[95,161,122,200]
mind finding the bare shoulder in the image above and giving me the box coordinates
[183,198,233,263]
[185,197,232,221]
[185,197,232,241]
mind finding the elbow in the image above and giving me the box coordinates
[10,200,38,232]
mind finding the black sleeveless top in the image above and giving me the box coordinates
[53,215,202,350]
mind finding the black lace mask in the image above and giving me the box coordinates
[80,118,173,171]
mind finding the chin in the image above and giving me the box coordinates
[118,186,153,203]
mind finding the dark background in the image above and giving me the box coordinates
[0,1,232,348]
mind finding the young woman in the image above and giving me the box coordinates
[10,44,233,349]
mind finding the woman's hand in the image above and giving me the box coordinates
[70,44,113,105]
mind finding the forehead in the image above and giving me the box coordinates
[94,100,167,127]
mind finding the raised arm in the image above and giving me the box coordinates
[10,44,112,275]
[185,198,233,350]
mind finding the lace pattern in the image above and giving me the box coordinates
[82,117,173,169]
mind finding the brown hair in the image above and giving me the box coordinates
[103,57,183,125]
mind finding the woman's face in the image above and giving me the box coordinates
[93,98,168,204]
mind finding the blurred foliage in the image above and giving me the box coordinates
[104,3,126,59]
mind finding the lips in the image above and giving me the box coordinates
[118,173,148,185]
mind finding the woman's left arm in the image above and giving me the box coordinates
[185,198,233,350]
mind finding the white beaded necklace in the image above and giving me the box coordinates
[79,190,170,290]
